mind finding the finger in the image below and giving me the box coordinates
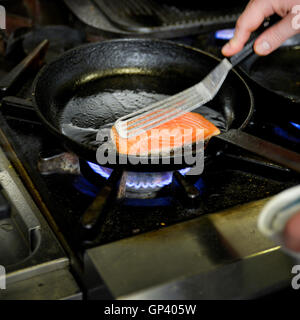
[254,13,299,55]
[284,212,300,252]
[222,0,274,56]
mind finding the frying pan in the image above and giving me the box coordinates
[32,39,300,175]
[32,39,254,171]
[239,34,300,105]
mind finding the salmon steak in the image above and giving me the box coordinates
[111,112,221,156]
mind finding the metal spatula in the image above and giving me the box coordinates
[114,36,259,139]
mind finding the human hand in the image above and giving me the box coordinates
[222,0,300,56]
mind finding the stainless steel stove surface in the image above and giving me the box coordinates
[0,146,81,300]
[0,1,299,300]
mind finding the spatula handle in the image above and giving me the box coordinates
[230,38,256,67]
[229,15,279,67]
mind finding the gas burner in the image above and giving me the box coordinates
[86,162,191,196]
[37,152,193,200]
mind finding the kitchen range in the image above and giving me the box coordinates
[0,0,299,300]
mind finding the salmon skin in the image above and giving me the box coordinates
[111,112,221,156]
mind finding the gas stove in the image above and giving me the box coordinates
[0,1,299,300]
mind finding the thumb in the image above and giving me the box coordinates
[254,13,299,56]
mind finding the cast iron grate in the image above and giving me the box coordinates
[92,0,242,33]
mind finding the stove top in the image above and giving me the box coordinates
[0,2,299,300]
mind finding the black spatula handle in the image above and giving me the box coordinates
[229,15,279,67]
[230,38,256,67]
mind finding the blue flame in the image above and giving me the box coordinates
[179,167,192,176]
[73,176,99,198]
[86,162,191,190]
[126,173,172,189]
[215,28,235,40]
[290,122,300,130]
[87,161,112,179]
[194,178,205,195]
[274,126,300,144]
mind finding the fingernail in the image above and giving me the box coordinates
[255,41,271,55]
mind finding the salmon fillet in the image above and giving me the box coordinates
[111,112,221,156]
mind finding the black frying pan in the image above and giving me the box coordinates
[240,34,300,105]
[32,39,254,171]
[32,39,300,175]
